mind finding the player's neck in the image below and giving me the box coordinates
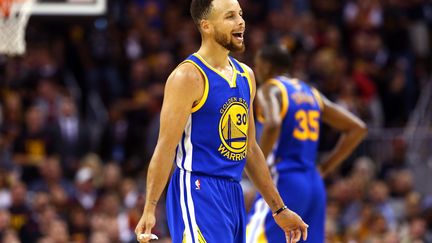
[197,40,230,69]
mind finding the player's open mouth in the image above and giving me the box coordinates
[232,32,244,41]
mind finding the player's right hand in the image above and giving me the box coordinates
[273,208,308,242]
[134,211,156,242]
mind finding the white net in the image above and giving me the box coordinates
[0,0,34,56]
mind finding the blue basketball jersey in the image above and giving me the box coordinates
[248,76,326,243]
[175,53,252,182]
[258,76,323,172]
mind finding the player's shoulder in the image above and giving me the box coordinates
[173,62,202,80]
[168,62,203,86]
[164,62,205,99]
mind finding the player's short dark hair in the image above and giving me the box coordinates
[190,0,214,27]
[259,44,292,72]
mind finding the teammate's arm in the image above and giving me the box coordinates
[257,83,283,158]
[243,65,308,242]
[318,94,368,177]
[135,63,204,242]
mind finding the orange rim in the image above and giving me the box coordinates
[0,0,24,17]
[0,0,11,17]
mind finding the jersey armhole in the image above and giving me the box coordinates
[179,60,209,113]
[268,79,289,118]
[311,87,324,111]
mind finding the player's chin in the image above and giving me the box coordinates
[230,43,246,53]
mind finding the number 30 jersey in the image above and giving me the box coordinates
[175,53,252,181]
[259,76,323,172]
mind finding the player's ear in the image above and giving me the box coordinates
[200,19,212,35]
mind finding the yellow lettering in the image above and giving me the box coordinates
[218,144,228,153]
[219,144,248,161]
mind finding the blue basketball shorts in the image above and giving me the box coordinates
[246,168,326,243]
[166,168,246,243]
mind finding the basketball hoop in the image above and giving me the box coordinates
[0,0,34,56]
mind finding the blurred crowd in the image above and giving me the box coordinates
[0,0,431,242]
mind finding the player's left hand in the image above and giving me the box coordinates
[273,208,308,242]
[134,211,156,242]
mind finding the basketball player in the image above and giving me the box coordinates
[135,1,308,243]
[246,45,367,243]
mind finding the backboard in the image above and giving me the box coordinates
[31,0,106,15]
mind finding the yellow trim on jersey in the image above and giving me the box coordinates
[180,60,209,113]
[239,63,253,97]
[193,53,237,88]
[257,109,265,123]
[257,224,269,243]
[246,221,268,243]
[181,227,207,243]
[311,87,324,111]
[197,227,207,243]
[267,79,289,118]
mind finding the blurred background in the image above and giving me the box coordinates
[0,0,431,242]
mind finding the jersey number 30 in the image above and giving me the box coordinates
[293,110,320,141]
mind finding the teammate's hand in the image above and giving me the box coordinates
[273,209,308,243]
[134,211,156,242]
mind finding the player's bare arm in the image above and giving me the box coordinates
[257,82,283,159]
[319,94,368,177]
[243,65,308,242]
[135,63,204,242]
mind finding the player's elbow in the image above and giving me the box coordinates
[354,120,368,139]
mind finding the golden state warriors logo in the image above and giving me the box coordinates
[218,97,248,161]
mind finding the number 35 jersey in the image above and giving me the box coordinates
[176,53,252,182]
[259,76,323,172]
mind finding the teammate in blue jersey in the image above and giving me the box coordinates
[246,44,367,243]
[135,1,309,243]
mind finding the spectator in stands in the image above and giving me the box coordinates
[29,157,74,206]
[8,181,39,241]
[45,219,70,243]
[1,229,21,243]
[369,180,397,230]
[99,104,134,164]
[0,209,12,239]
[72,166,98,211]
[0,170,12,210]
[99,163,122,195]
[35,78,64,123]
[13,105,53,184]
[53,96,90,178]
[0,92,23,171]
[379,136,408,179]
[67,206,90,243]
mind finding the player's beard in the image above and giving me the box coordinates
[214,28,245,53]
